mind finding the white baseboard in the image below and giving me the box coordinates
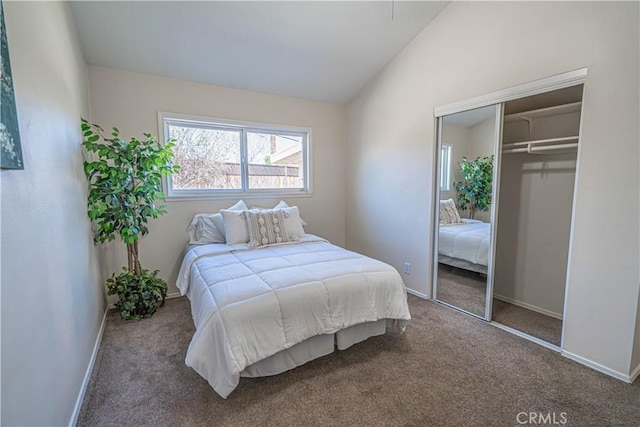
[493,293,563,320]
[561,350,635,383]
[406,288,428,300]
[68,305,109,427]
[630,362,640,383]
[166,291,182,300]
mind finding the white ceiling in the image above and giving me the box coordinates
[69,1,449,104]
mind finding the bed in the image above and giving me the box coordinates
[438,219,490,274]
[176,234,411,398]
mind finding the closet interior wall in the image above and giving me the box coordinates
[494,87,583,322]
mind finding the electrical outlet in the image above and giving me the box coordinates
[403,262,411,275]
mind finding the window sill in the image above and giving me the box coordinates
[165,191,313,202]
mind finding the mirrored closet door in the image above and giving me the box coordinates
[432,104,502,320]
[432,72,586,349]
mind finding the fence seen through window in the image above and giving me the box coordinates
[163,115,310,197]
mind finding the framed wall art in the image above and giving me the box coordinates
[1,0,23,170]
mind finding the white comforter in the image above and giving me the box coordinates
[438,220,490,266]
[176,235,411,398]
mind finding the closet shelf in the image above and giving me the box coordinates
[503,101,582,123]
[502,136,579,154]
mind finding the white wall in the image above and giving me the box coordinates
[467,116,496,223]
[494,154,575,317]
[1,2,105,425]
[347,1,639,377]
[468,116,495,162]
[87,67,347,295]
[493,112,581,317]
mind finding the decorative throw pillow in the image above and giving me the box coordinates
[249,201,308,227]
[274,200,308,226]
[439,199,462,224]
[244,204,306,241]
[187,214,225,244]
[188,214,205,243]
[246,209,289,248]
[279,206,306,240]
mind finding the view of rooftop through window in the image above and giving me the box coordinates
[247,132,303,189]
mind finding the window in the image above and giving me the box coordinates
[440,145,452,192]
[160,113,311,199]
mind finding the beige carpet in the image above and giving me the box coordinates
[77,296,639,426]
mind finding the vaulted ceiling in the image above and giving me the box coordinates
[69,1,449,104]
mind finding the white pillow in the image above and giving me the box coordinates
[274,200,289,209]
[187,201,248,244]
[227,200,249,211]
[280,206,306,240]
[210,213,226,240]
[187,214,225,244]
[439,199,462,224]
[214,200,248,241]
[221,209,250,244]
[274,201,308,227]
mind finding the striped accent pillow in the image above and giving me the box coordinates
[246,209,289,248]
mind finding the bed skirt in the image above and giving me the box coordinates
[240,319,388,378]
[438,255,487,275]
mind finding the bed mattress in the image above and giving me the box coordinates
[176,235,411,398]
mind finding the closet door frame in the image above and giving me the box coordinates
[432,68,588,328]
[433,68,587,118]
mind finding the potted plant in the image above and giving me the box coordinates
[454,155,494,219]
[81,119,179,320]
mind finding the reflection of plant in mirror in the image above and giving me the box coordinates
[454,155,494,219]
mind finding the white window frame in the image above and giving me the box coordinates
[158,112,312,201]
[440,144,452,192]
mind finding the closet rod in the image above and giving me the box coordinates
[530,143,578,152]
[503,142,578,154]
[502,136,579,149]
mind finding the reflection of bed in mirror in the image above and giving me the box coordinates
[438,219,490,274]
